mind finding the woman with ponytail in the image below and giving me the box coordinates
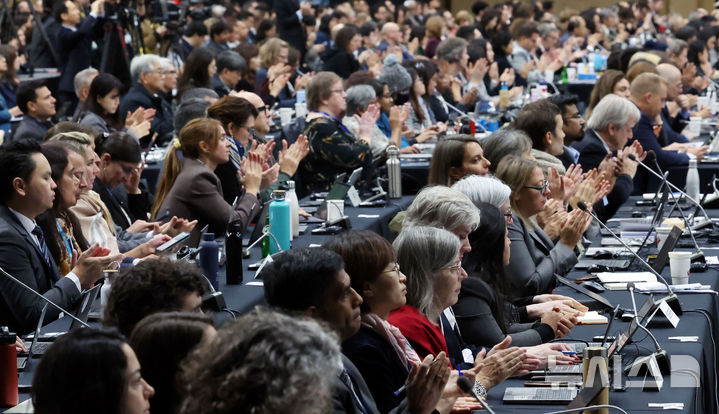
[152,118,262,246]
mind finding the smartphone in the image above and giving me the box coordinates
[156,232,191,254]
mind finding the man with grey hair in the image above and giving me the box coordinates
[119,54,174,146]
[72,67,98,121]
[435,37,481,109]
[537,22,559,55]
[375,22,413,61]
[572,94,643,221]
[342,85,385,157]
[211,51,247,98]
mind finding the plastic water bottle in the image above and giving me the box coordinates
[225,221,244,285]
[686,159,700,202]
[0,327,17,407]
[286,181,300,239]
[269,190,290,254]
[100,274,113,314]
[499,81,509,110]
[387,145,402,198]
[199,233,219,290]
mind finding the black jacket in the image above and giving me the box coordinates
[93,177,149,230]
[322,48,360,79]
[56,16,103,93]
[275,0,307,56]
[118,83,174,147]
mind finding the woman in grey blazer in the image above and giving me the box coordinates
[495,155,590,299]
[152,118,262,246]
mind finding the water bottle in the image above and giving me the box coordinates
[286,181,300,239]
[296,89,306,104]
[225,221,244,285]
[0,327,17,407]
[269,190,290,254]
[560,66,568,84]
[582,347,609,414]
[261,215,271,258]
[100,273,113,315]
[387,145,402,198]
[686,159,700,202]
[498,81,509,110]
[199,233,219,290]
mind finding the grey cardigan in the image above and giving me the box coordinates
[504,213,577,299]
[158,158,259,246]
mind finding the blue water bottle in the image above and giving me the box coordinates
[199,232,219,290]
[269,190,291,254]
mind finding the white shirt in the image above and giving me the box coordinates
[8,207,82,293]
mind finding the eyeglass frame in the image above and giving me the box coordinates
[524,179,549,194]
[442,261,463,275]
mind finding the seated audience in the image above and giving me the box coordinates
[14,80,56,142]
[152,118,261,245]
[322,25,361,79]
[0,139,119,334]
[178,310,341,414]
[586,69,631,118]
[262,246,449,414]
[513,99,568,175]
[495,155,589,298]
[177,47,216,100]
[573,94,644,222]
[428,135,491,186]
[94,132,153,230]
[32,328,154,414]
[118,54,174,146]
[299,72,375,194]
[129,312,216,414]
[71,68,99,121]
[481,127,532,173]
[104,259,205,337]
[211,51,246,98]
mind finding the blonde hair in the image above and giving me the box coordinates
[425,16,444,39]
[630,72,667,98]
[494,154,540,213]
[151,118,224,219]
[259,38,289,69]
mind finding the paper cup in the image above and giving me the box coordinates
[656,227,672,251]
[567,67,577,81]
[294,102,307,118]
[668,251,692,285]
[697,96,709,110]
[278,108,294,126]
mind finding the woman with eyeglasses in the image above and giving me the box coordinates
[206,95,277,206]
[152,118,262,246]
[94,132,154,231]
[495,155,589,299]
[496,155,591,298]
[299,71,375,194]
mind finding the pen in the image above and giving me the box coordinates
[561,351,578,355]
[394,383,407,396]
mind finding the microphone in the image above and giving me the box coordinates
[630,151,707,262]
[576,201,682,315]
[457,376,496,414]
[625,283,670,375]
[628,151,712,227]
[443,101,489,133]
[0,265,89,329]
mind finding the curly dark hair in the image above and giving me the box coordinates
[177,309,341,414]
[104,259,205,337]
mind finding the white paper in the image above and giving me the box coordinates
[597,272,657,284]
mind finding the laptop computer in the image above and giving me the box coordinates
[555,275,613,310]
[502,386,579,404]
[18,284,101,370]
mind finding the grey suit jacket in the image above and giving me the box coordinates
[504,213,577,299]
[0,206,81,334]
[158,158,259,246]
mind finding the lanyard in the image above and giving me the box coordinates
[56,220,74,263]
[310,111,352,135]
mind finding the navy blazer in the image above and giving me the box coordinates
[0,206,81,334]
[118,83,174,147]
[12,116,51,142]
[630,109,688,194]
[333,355,412,414]
[56,16,103,93]
[573,129,634,222]
[343,326,411,414]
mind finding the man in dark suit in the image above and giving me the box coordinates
[0,140,120,334]
[54,0,104,117]
[276,0,309,57]
[13,81,56,142]
[119,54,174,147]
[262,247,447,414]
[629,73,689,194]
[573,94,645,222]
[211,51,246,98]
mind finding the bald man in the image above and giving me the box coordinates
[656,63,690,143]
[375,22,413,61]
[629,72,689,194]
[234,91,272,139]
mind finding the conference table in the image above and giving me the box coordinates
[6,185,719,414]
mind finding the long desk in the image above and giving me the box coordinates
[5,192,719,413]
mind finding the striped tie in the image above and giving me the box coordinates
[32,226,54,268]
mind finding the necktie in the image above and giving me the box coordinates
[32,226,53,268]
[339,368,368,414]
